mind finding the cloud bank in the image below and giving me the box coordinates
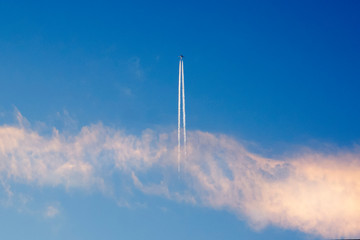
[0,112,360,238]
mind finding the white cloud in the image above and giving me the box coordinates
[0,114,360,238]
[45,205,60,218]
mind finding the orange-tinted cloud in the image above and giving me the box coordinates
[0,116,359,238]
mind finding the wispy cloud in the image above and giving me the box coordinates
[44,204,60,218]
[0,112,360,238]
[128,57,145,80]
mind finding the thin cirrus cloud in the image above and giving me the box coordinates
[0,111,360,239]
[44,205,60,218]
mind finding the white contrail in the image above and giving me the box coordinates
[177,57,187,173]
[181,60,186,158]
[178,59,182,173]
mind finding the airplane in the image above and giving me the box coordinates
[179,55,184,59]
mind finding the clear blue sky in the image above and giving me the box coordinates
[0,1,360,239]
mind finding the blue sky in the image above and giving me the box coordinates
[0,1,360,239]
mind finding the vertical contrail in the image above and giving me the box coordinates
[177,55,186,173]
[181,60,186,158]
[178,59,182,173]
